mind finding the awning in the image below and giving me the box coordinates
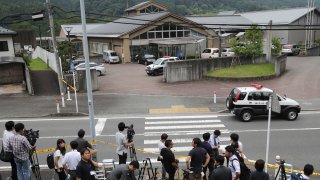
[235,32,245,37]
[220,33,233,37]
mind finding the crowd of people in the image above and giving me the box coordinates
[0,120,316,180]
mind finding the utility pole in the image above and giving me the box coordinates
[219,27,222,57]
[266,20,272,62]
[80,0,96,154]
[46,0,64,95]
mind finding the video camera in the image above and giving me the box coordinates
[24,129,39,146]
[125,124,135,143]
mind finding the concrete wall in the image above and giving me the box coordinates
[306,46,320,56]
[0,63,24,84]
[275,55,287,76]
[164,55,286,83]
[0,35,15,57]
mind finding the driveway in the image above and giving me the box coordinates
[98,56,320,101]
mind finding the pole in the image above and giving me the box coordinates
[46,0,64,95]
[265,95,272,172]
[219,27,222,57]
[73,71,79,113]
[80,0,96,148]
[213,91,216,104]
[266,20,272,62]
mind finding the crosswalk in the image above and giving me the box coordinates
[143,115,230,155]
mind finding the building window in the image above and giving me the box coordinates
[0,41,9,51]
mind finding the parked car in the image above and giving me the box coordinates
[226,84,301,122]
[103,50,120,64]
[136,54,156,65]
[281,44,300,55]
[201,48,219,59]
[71,58,85,66]
[145,56,179,76]
[75,62,106,76]
[221,48,235,57]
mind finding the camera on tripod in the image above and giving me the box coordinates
[24,129,39,146]
[125,124,135,143]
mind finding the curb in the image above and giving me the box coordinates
[204,74,277,81]
[0,112,88,119]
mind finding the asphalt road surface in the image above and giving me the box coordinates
[1,111,320,173]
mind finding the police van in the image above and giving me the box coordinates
[226,84,301,122]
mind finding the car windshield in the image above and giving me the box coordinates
[154,58,164,65]
[145,54,155,58]
[110,52,117,56]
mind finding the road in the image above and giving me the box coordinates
[1,111,320,173]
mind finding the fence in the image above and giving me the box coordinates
[306,46,320,56]
[32,46,59,74]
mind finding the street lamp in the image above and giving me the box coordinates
[64,26,73,42]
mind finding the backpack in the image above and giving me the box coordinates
[290,173,304,180]
[229,152,251,180]
[47,153,55,169]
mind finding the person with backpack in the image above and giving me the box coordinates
[290,164,314,180]
[225,146,240,180]
[54,139,67,180]
[250,159,269,180]
[210,155,232,180]
[225,145,251,180]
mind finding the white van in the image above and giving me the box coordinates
[103,50,120,64]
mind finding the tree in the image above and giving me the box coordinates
[271,37,282,55]
[57,41,77,72]
[231,25,264,62]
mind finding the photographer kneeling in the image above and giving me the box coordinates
[115,122,132,164]
[107,161,139,180]
[8,123,36,180]
[160,140,178,180]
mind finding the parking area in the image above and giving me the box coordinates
[97,56,320,100]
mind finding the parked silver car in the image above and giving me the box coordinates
[281,44,300,55]
[75,62,106,76]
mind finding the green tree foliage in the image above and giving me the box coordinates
[271,37,282,55]
[230,25,263,61]
[57,41,76,72]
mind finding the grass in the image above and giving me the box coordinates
[207,64,275,78]
[27,58,51,71]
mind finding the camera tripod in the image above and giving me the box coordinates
[129,144,137,161]
[138,158,157,180]
[274,161,287,180]
[30,148,42,180]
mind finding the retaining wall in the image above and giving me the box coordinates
[164,55,286,83]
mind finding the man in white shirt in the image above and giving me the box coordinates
[116,122,130,164]
[291,164,313,180]
[62,141,81,180]
[225,146,240,180]
[209,130,221,157]
[2,121,17,180]
[158,133,168,180]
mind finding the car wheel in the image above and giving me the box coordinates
[240,110,253,122]
[97,71,102,76]
[286,109,298,121]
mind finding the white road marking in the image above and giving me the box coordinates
[144,145,227,153]
[232,127,320,133]
[144,129,230,136]
[0,117,90,123]
[146,115,218,120]
[145,120,221,125]
[95,118,107,136]
[145,124,225,130]
[144,137,229,144]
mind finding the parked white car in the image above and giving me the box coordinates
[103,50,120,64]
[75,62,106,76]
[201,48,219,59]
[145,56,179,76]
[222,48,235,57]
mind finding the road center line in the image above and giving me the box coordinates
[95,118,107,136]
[231,127,320,133]
[145,120,221,125]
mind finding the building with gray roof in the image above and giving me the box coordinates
[0,26,16,57]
